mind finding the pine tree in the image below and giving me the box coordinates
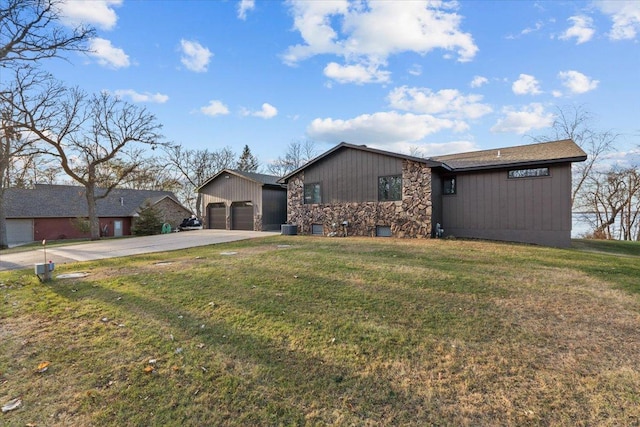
[132,201,163,236]
[236,145,259,172]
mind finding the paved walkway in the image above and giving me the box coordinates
[0,230,279,271]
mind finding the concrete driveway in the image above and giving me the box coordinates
[0,230,279,272]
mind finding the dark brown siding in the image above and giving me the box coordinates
[261,187,287,231]
[440,163,572,247]
[302,147,404,203]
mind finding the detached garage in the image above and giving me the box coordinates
[198,169,287,231]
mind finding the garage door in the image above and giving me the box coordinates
[231,202,254,230]
[208,203,226,229]
[7,219,34,246]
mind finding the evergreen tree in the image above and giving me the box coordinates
[132,201,163,236]
[236,145,259,172]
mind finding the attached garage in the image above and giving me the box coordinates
[7,219,34,246]
[231,202,254,230]
[207,203,226,229]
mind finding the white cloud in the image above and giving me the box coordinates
[470,75,488,88]
[323,62,391,84]
[283,0,477,83]
[200,100,229,117]
[595,0,640,40]
[559,15,595,44]
[557,70,599,94]
[388,86,492,120]
[521,21,544,35]
[88,38,129,68]
[238,0,255,20]
[307,111,466,146]
[408,64,422,76]
[243,103,278,119]
[512,74,542,95]
[114,89,169,103]
[58,0,121,30]
[490,103,554,134]
[180,39,213,73]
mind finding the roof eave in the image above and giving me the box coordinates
[445,155,588,172]
[278,142,442,183]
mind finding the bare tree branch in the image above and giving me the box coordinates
[0,0,95,66]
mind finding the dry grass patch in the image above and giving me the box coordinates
[1,237,639,426]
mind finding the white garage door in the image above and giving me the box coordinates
[7,219,34,246]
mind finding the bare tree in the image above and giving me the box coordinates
[531,104,618,208]
[5,70,165,240]
[266,139,318,177]
[164,145,236,216]
[0,0,95,66]
[582,167,640,240]
[111,157,181,193]
[0,0,94,247]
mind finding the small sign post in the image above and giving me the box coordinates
[35,239,54,282]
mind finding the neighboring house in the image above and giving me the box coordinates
[4,184,191,245]
[197,169,287,231]
[279,139,587,247]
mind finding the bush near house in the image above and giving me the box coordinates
[132,201,163,236]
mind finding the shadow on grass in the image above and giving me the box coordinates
[47,274,440,425]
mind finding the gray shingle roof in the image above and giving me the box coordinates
[229,169,282,186]
[5,185,182,218]
[432,139,587,171]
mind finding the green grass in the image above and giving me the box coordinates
[1,237,639,426]
[572,238,640,257]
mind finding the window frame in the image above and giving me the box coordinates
[303,182,321,204]
[378,175,403,202]
[443,176,457,195]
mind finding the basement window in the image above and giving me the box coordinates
[376,226,392,237]
[311,224,323,235]
[508,167,550,179]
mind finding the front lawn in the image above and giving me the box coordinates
[1,237,639,426]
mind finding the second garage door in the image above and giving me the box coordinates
[231,202,253,230]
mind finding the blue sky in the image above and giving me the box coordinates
[46,0,640,168]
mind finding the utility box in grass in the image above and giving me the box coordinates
[35,262,54,281]
[281,224,298,235]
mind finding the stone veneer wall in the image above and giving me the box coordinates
[286,160,432,238]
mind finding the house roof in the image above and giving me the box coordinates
[197,168,283,191]
[278,142,442,183]
[432,139,587,172]
[5,185,186,218]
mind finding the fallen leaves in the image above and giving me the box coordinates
[36,361,50,373]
